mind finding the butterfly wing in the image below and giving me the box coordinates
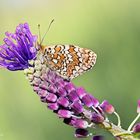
[43,45,97,80]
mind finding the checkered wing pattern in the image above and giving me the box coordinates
[43,45,97,80]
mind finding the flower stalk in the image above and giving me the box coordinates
[128,114,140,132]
[114,111,121,127]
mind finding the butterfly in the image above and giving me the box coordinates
[38,44,97,80]
[37,20,97,80]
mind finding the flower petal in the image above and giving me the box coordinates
[0,23,37,71]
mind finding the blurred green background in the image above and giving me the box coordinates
[0,0,140,139]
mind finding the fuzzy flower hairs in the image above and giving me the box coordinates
[1,23,140,140]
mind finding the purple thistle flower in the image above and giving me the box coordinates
[0,23,37,71]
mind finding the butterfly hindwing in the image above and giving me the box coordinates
[43,45,97,80]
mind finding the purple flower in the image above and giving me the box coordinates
[57,97,70,107]
[133,123,140,133]
[100,100,115,114]
[91,112,104,123]
[23,56,118,139]
[92,135,104,140]
[82,94,99,107]
[71,118,89,128]
[71,100,84,114]
[58,110,72,118]
[75,128,89,138]
[0,23,37,71]
[24,61,111,128]
[47,103,59,110]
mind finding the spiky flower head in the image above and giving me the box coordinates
[0,23,37,70]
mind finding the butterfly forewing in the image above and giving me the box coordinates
[43,45,97,80]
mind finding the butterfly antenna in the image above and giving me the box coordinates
[40,19,54,45]
[38,24,41,45]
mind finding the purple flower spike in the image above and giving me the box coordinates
[0,23,37,71]
[100,100,115,114]
[75,128,89,138]
[133,123,140,133]
[58,110,72,118]
[25,65,118,138]
[137,100,140,113]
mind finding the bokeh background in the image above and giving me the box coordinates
[0,0,140,139]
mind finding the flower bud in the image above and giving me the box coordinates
[75,128,89,138]
[91,112,104,123]
[58,110,72,118]
[82,94,99,107]
[68,90,79,102]
[46,93,57,102]
[48,103,59,110]
[92,135,104,140]
[72,119,88,128]
[71,100,84,114]
[133,123,140,133]
[100,100,115,114]
[65,83,75,93]
[76,87,86,99]
[57,97,69,107]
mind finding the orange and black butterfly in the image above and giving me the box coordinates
[37,20,97,80]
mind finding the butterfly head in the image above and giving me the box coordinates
[37,42,44,52]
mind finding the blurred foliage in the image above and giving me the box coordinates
[0,0,140,140]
